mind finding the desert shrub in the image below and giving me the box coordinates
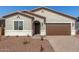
[23,40,30,45]
[16,35,19,37]
[6,36,9,38]
[27,35,31,37]
[41,36,44,41]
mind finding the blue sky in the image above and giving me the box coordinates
[0,6,79,17]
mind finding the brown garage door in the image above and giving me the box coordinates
[46,23,71,35]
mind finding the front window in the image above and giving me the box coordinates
[14,21,23,30]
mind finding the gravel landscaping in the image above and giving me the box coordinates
[0,36,54,52]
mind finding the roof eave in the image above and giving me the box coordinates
[31,7,77,20]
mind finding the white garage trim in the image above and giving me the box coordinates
[71,22,76,35]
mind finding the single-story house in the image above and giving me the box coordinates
[0,7,77,36]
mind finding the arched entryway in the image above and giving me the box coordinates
[33,21,40,35]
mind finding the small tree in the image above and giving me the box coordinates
[0,36,1,41]
[27,35,31,42]
[40,45,43,52]
[77,17,79,22]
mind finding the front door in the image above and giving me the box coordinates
[33,21,40,35]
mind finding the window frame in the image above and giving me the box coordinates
[14,20,24,30]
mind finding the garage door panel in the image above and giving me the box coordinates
[46,23,71,35]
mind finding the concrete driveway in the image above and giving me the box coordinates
[45,36,79,52]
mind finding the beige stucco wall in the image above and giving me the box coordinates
[5,14,33,36]
[32,9,76,35]
[32,9,75,23]
[5,13,46,36]
[23,13,46,35]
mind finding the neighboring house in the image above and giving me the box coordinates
[0,7,77,36]
[76,17,79,34]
